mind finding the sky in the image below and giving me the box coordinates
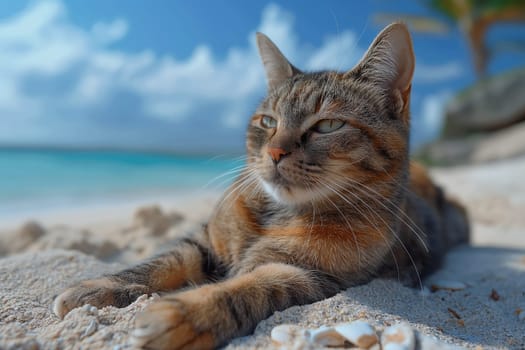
[0,0,524,154]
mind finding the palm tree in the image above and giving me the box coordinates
[375,0,525,77]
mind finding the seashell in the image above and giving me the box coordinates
[82,319,98,338]
[381,323,415,350]
[335,320,378,349]
[270,324,309,345]
[310,325,347,347]
[429,280,467,292]
[81,304,98,316]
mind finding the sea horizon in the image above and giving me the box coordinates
[0,147,242,218]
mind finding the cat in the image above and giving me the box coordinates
[53,23,469,350]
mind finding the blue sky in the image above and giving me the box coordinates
[0,0,523,154]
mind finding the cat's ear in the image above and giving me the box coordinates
[353,23,414,101]
[256,32,301,91]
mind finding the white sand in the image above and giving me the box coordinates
[1,158,525,349]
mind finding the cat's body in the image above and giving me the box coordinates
[53,23,469,350]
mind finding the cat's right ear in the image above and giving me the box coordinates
[256,32,301,91]
[351,23,415,102]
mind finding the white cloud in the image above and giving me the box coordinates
[255,4,298,57]
[0,0,461,152]
[1,0,365,152]
[410,90,453,147]
[91,18,128,44]
[414,61,463,83]
[421,91,452,132]
[306,32,363,71]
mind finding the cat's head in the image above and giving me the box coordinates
[247,23,414,206]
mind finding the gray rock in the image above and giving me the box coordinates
[417,121,525,165]
[0,221,46,255]
[133,205,184,236]
[444,68,525,137]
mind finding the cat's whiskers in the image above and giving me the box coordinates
[316,180,363,268]
[324,175,424,289]
[202,155,256,190]
[345,178,429,254]
[323,178,406,286]
[376,161,443,231]
[205,154,248,162]
[228,169,265,211]
[215,168,259,212]
[323,177,399,261]
[322,166,429,254]
[303,180,318,250]
[203,165,248,190]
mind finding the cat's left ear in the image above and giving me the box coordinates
[352,23,415,107]
[256,32,302,91]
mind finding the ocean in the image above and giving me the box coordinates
[0,148,242,215]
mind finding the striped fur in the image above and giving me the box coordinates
[53,23,469,349]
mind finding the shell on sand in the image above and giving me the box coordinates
[381,323,415,350]
[270,324,309,345]
[310,325,347,347]
[335,320,378,349]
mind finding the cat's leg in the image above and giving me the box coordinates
[132,263,340,350]
[53,235,221,318]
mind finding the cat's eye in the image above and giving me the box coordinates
[260,115,277,129]
[312,119,345,133]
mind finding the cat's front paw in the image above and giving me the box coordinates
[53,278,149,318]
[132,297,216,350]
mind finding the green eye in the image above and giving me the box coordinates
[260,115,277,128]
[312,119,345,133]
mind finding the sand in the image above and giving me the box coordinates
[1,157,525,349]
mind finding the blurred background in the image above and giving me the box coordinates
[1,0,524,215]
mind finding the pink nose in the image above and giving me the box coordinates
[267,147,289,163]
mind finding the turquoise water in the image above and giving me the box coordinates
[0,148,242,213]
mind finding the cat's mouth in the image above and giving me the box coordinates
[261,168,317,205]
[260,167,295,200]
[269,168,291,186]
[260,164,335,206]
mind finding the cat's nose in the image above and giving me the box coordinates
[268,147,290,164]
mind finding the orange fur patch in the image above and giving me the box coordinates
[409,161,438,203]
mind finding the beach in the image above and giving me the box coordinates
[1,156,525,349]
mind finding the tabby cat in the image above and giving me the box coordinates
[53,23,469,349]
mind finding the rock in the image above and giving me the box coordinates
[68,238,120,260]
[417,121,525,165]
[470,122,525,163]
[444,68,525,137]
[18,221,46,239]
[6,221,46,254]
[416,138,477,166]
[29,229,120,261]
[0,221,46,255]
[133,205,184,236]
